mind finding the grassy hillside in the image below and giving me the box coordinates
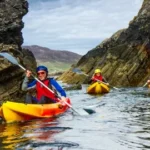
[37,60,72,73]
[23,45,82,73]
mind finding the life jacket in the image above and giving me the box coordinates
[93,75,103,82]
[36,78,58,101]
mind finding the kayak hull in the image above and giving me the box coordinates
[0,98,71,123]
[87,82,110,94]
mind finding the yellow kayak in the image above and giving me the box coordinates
[87,82,110,94]
[0,98,71,123]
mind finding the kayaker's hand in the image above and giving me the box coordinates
[59,96,66,106]
[96,79,101,83]
[106,83,109,86]
[26,70,32,78]
[92,78,98,82]
[147,80,150,84]
[91,77,94,80]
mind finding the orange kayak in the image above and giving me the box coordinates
[0,98,71,123]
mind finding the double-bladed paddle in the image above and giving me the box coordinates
[93,78,119,90]
[0,52,95,115]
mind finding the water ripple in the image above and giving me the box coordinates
[16,141,79,150]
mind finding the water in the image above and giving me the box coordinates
[0,86,150,150]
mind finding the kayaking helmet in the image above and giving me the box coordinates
[94,69,101,74]
[36,66,48,73]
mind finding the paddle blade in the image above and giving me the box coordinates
[83,108,96,114]
[0,52,19,65]
[72,68,82,74]
[0,52,26,71]
[72,68,89,76]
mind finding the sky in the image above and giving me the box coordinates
[22,0,143,55]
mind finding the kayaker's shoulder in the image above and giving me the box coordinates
[48,77,56,83]
[48,77,55,81]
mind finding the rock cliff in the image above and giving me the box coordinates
[0,0,36,103]
[59,0,150,87]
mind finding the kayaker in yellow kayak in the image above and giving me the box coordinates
[22,66,67,104]
[90,69,109,85]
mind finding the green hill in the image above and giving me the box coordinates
[23,45,82,73]
[37,60,72,73]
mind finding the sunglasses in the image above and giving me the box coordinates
[37,71,46,75]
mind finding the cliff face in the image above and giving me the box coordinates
[0,0,36,103]
[0,0,28,47]
[59,0,150,87]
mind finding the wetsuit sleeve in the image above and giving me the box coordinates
[21,76,36,91]
[50,79,67,97]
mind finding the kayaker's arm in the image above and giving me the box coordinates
[21,76,36,91]
[22,70,37,91]
[21,76,29,91]
[50,79,66,97]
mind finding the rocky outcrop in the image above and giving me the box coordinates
[0,0,36,103]
[59,0,150,87]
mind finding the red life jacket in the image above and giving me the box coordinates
[93,75,103,82]
[36,79,58,101]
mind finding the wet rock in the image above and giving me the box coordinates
[0,0,36,103]
[58,69,87,84]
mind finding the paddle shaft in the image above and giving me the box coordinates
[143,82,148,87]
[18,64,80,115]
[93,78,118,90]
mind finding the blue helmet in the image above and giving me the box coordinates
[36,66,48,73]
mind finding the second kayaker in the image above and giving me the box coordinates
[89,69,109,85]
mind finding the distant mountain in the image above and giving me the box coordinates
[23,45,82,63]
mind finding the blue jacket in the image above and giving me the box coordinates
[22,77,66,97]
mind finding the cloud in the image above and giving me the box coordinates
[22,0,143,55]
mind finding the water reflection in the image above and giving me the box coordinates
[0,122,29,149]
[0,118,78,150]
